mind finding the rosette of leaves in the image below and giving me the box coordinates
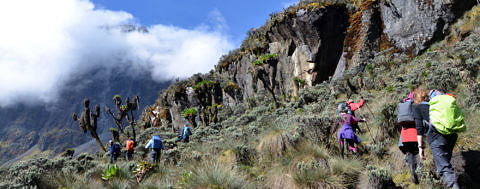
[102,165,119,181]
[133,161,156,182]
[183,108,198,127]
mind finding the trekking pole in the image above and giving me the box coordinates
[363,119,376,144]
[364,103,375,118]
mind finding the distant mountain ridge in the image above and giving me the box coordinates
[0,66,170,164]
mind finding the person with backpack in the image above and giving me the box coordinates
[333,107,366,154]
[397,91,419,184]
[337,97,365,133]
[125,138,134,161]
[414,88,464,189]
[177,124,192,143]
[109,140,121,164]
[145,135,165,165]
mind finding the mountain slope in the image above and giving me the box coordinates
[1,0,480,188]
[0,66,170,164]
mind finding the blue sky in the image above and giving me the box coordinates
[90,0,298,45]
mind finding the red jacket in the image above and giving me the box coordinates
[347,99,365,112]
[401,127,418,142]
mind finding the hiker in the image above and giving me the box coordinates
[414,88,463,189]
[109,140,121,164]
[177,124,192,143]
[337,97,365,133]
[145,135,165,165]
[397,91,419,184]
[125,138,134,161]
[334,107,366,154]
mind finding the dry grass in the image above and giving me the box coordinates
[184,159,252,189]
[257,129,296,161]
[265,167,297,189]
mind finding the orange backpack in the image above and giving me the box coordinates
[126,140,134,151]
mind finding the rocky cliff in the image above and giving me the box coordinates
[152,0,476,132]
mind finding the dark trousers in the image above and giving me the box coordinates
[150,149,161,165]
[110,153,119,164]
[402,142,419,183]
[428,126,458,187]
[126,150,133,161]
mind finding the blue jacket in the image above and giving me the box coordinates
[181,126,191,138]
[110,143,120,155]
[145,135,165,150]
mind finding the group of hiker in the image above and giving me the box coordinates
[397,88,464,188]
[334,87,464,188]
[108,124,192,165]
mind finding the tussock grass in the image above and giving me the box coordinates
[183,159,252,189]
[257,129,297,161]
[292,167,340,189]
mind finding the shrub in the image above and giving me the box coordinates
[366,165,395,189]
[293,160,339,188]
[252,53,278,66]
[183,160,251,189]
[425,62,432,68]
[193,80,215,90]
[293,77,306,87]
[257,129,297,161]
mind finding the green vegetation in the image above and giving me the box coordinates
[293,77,306,87]
[183,108,198,118]
[101,165,119,181]
[193,80,215,90]
[252,53,278,66]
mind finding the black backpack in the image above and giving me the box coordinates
[397,100,415,125]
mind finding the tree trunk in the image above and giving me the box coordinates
[92,132,107,152]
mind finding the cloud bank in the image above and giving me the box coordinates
[0,0,234,106]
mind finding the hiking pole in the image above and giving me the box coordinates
[364,103,375,118]
[363,119,376,144]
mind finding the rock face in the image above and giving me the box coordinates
[158,6,350,130]
[223,6,349,101]
[155,1,476,131]
[380,0,476,55]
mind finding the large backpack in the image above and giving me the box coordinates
[152,136,163,149]
[112,143,121,154]
[397,100,415,124]
[337,102,352,115]
[429,95,466,135]
[183,127,191,137]
[126,140,134,151]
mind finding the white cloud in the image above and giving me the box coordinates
[0,0,234,106]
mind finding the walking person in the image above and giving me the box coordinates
[125,138,134,161]
[109,140,121,164]
[414,88,464,189]
[145,135,165,165]
[334,107,366,154]
[398,91,419,184]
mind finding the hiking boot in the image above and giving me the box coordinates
[412,174,419,184]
